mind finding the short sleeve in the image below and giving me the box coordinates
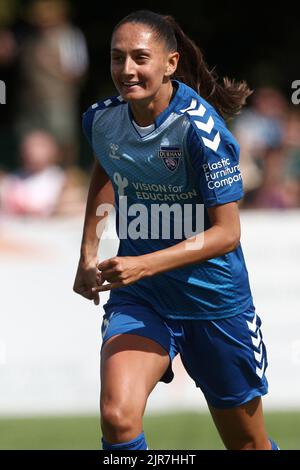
[82,107,97,148]
[187,124,244,207]
[82,96,125,151]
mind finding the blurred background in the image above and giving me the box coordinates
[0,0,300,449]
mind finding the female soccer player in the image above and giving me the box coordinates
[73,10,279,450]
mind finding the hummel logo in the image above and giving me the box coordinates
[109,143,120,159]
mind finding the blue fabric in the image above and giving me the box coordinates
[102,431,147,450]
[269,438,280,450]
[186,123,243,207]
[82,80,253,320]
[101,301,269,408]
[82,107,96,146]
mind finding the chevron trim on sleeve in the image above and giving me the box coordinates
[180,98,221,152]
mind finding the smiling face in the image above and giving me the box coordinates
[110,22,178,106]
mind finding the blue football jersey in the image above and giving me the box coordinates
[82,80,254,320]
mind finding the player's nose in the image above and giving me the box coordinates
[121,56,136,77]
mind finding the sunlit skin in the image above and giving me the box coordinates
[87,22,241,294]
[73,20,271,450]
[110,23,179,126]
[74,23,241,298]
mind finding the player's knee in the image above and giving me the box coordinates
[100,400,141,434]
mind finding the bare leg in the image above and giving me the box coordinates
[209,396,271,450]
[100,333,170,444]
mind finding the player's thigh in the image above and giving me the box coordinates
[208,396,270,449]
[101,333,170,412]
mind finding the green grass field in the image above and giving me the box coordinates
[0,411,299,450]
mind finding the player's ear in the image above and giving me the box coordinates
[165,52,179,77]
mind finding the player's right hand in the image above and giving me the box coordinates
[73,259,103,305]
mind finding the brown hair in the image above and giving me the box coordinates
[113,10,252,119]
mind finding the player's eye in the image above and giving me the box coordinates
[111,55,124,63]
[135,55,150,63]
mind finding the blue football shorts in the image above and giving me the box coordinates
[101,300,268,409]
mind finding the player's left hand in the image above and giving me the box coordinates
[92,256,149,292]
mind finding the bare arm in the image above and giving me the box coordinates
[143,201,241,275]
[95,201,241,291]
[73,158,114,303]
[80,159,114,264]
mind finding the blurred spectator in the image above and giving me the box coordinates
[232,87,294,208]
[249,146,295,209]
[0,130,87,217]
[15,0,89,167]
[0,0,18,61]
[0,28,17,66]
[283,110,300,206]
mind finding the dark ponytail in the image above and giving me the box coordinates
[113,10,252,119]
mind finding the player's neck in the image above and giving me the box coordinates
[130,82,175,127]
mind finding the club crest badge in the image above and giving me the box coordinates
[158,146,183,172]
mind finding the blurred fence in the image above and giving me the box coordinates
[0,210,300,416]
